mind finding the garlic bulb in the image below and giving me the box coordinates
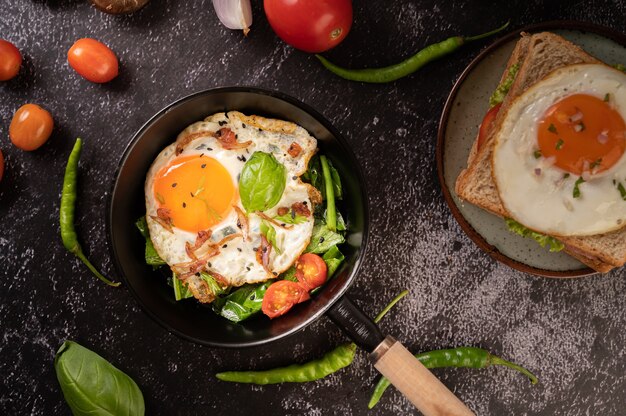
[212,0,253,35]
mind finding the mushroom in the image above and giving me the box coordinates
[89,0,150,14]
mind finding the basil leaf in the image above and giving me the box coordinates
[239,152,286,213]
[212,282,272,322]
[54,341,145,416]
[305,220,345,254]
[322,246,345,278]
[505,218,564,252]
[135,217,166,267]
[260,220,282,254]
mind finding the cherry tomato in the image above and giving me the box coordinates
[264,0,353,53]
[0,40,22,81]
[0,149,5,183]
[262,280,310,319]
[9,104,54,151]
[68,38,119,83]
[295,253,328,291]
[477,103,501,150]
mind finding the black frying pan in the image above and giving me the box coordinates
[107,87,473,415]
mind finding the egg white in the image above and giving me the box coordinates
[493,64,626,236]
[145,112,319,291]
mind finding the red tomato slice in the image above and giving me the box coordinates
[67,38,119,83]
[0,40,22,81]
[477,103,501,150]
[262,280,309,319]
[263,0,353,53]
[295,253,328,291]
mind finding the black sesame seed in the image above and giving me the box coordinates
[242,123,246,128]
[182,202,187,208]
[222,244,228,249]
[208,262,212,267]
[246,266,251,271]
[273,272,278,276]
[171,182,177,188]
[253,247,258,252]
[190,192,194,197]
[258,128,262,132]
[292,176,297,180]
[201,164,206,168]
[235,134,239,139]
[319,237,325,243]
[281,223,286,227]
[237,248,242,252]
[249,295,254,300]
[195,272,200,277]
[207,147,213,151]
[303,201,308,205]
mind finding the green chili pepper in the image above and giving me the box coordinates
[316,21,510,83]
[60,138,120,287]
[368,347,538,409]
[215,290,409,384]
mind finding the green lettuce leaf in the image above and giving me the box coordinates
[505,219,564,252]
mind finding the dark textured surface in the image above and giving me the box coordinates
[1,1,625,415]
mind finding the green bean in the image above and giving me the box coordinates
[316,21,510,83]
[61,138,120,287]
[216,290,409,384]
[368,347,538,409]
[320,155,336,232]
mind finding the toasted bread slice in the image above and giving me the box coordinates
[455,32,626,272]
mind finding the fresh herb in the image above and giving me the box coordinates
[324,209,347,231]
[548,123,558,134]
[274,212,308,225]
[533,150,542,159]
[590,159,602,169]
[573,177,585,198]
[200,272,228,297]
[260,220,282,254]
[212,282,272,322]
[618,182,626,200]
[302,155,342,201]
[54,341,145,416]
[555,139,564,150]
[239,151,286,213]
[489,63,519,107]
[135,217,166,267]
[604,93,611,102]
[305,220,345,254]
[505,219,564,252]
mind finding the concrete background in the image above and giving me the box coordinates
[1,1,625,414]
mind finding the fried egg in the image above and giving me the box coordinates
[493,64,626,236]
[145,111,320,302]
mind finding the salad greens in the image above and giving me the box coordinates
[489,63,519,107]
[505,219,564,252]
[239,151,286,213]
[55,340,145,416]
[212,281,272,322]
[137,151,347,323]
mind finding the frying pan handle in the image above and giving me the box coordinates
[326,296,384,352]
[371,336,475,416]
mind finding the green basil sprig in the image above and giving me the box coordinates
[54,340,145,416]
[239,152,286,213]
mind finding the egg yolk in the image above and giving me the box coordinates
[153,155,235,233]
[537,94,626,175]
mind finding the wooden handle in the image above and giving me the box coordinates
[372,337,475,416]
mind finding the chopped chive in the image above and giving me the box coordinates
[533,150,542,159]
[590,158,602,169]
[604,93,610,102]
[573,177,585,198]
[556,139,564,150]
[618,182,626,201]
[548,123,558,134]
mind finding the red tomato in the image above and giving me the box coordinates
[264,0,353,53]
[295,253,328,291]
[0,149,5,182]
[68,38,119,83]
[0,40,22,81]
[477,103,501,150]
[9,104,54,151]
[262,280,310,319]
